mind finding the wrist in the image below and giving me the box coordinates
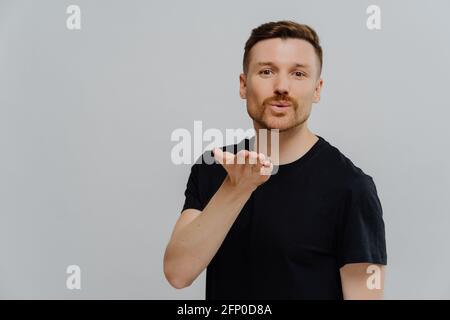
[222,175,256,196]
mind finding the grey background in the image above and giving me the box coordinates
[1,0,449,299]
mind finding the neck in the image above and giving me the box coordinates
[252,121,318,165]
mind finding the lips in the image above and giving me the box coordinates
[269,101,291,108]
[269,103,291,113]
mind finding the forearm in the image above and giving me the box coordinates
[164,176,253,288]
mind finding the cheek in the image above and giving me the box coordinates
[296,85,316,101]
[247,80,272,103]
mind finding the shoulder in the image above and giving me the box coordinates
[318,136,377,189]
[319,139,382,215]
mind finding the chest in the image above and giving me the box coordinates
[224,178,345,261]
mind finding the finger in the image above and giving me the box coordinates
[213,148,235,165]
[260,161,274,176]
[262,157,272,167]
[257,153,266,165]
[236,149,249,165]
[258,152,266,161]
[248,151,258,165]
[253,153,265,172]
[213,148,224,164]
[223,151,236,165]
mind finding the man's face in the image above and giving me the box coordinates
[240,38,323,132]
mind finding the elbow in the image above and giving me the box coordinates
[163,254,193,289]
[166,274,192,289]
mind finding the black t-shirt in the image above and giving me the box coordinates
[181,135,387,300]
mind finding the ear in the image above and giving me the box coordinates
[239,73,247,99]
[312,77,324,103]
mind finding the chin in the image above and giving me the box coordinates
[259,115,296,131]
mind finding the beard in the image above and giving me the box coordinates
[247,98,311,132]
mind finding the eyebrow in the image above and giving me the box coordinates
[256,61,311,70]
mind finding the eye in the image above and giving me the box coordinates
[259,69,273,76]
[294,71,306,78]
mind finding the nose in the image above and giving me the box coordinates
[274,74,289,97]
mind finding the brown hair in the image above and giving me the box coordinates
[243,20,323,77]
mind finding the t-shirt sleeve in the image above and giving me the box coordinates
[181,163,204,213]
[337,175,387,268]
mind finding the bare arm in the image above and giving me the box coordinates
[340,263,386,299]
[163,149,273,289]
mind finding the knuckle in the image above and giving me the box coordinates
[237,150,246,156]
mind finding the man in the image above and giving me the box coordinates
[164,20,387,300]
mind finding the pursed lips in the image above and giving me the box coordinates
[269,101,292,108]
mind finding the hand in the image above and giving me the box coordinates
[213,148,274,192]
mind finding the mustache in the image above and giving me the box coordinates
[263,95,298,108]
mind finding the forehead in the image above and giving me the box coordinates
[249,38,317,69]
